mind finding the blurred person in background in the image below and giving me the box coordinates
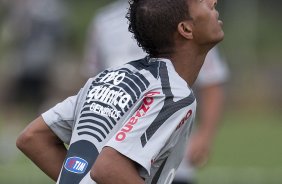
[83,0,229,183]
[0,0,68,112]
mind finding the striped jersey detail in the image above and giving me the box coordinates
[76,67,150,142]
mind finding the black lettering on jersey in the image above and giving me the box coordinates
[140,62,195,147]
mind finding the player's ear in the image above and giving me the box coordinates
[177,21,193,40]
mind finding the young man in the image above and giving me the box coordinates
[84,1,228,183]
[17,0,224,183]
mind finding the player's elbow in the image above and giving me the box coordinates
[16,128,35,153]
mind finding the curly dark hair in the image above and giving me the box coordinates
[126,0,191,57]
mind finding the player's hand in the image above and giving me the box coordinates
[187,132,212,168]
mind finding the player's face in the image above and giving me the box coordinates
[188,0,224,45]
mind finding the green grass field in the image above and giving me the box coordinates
[0,109,281,184]
[196,109,282,184]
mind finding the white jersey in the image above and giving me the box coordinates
[43,57,197,184]
[84,0,229,87]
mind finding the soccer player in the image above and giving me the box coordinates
[17,0,224,183]
[84,0,229,183]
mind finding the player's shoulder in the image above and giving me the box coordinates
[129,58,193,97]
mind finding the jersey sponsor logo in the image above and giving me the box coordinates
[77,69,150,142]
[87,71,131,119]
[87,84,131,109]
[64,157,88,174]
[115,91,160,141]
[175,110,193,130]
[90,102,121,119]
[100,71,126,85]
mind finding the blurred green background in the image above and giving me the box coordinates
[0,0,281,183]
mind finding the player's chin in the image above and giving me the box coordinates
[206,34,224,49]
[219,30,225,40]
[199,31,224,47]
[213,31,225,43]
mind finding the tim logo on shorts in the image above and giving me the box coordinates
[64,157,88,174]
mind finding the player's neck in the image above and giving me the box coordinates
[170,45,211,86]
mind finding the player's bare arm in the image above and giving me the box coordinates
[16,116,67,181]
[91,147,145,184]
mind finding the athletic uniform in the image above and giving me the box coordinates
[83,1,229,184]
[42,57,197,184]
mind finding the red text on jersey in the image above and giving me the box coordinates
[176,110,193,130]
[115,91,160,141]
